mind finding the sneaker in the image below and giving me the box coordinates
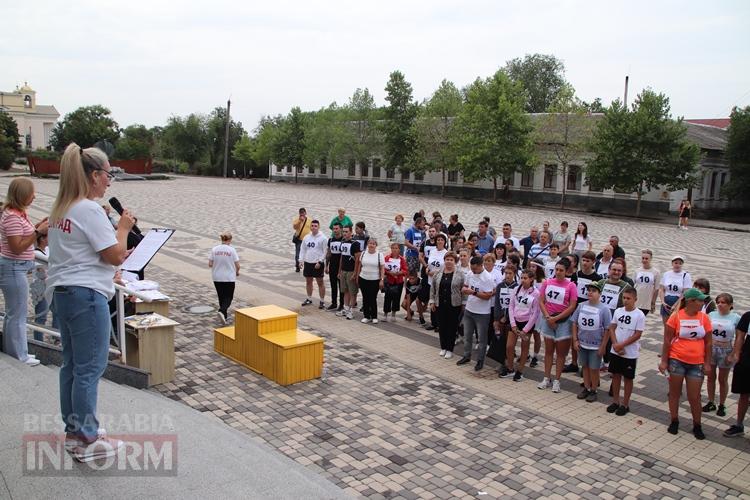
[537,377,551,390]
[667,420,679,435]
[444,351,453,360]
[65,428,107,453]
[346,311,353,320]
[551,379,561,393]
[606,402,620,413]
[439,350,446,357]
[512,371,523,382]
[702,401,717,412]
[217,311,227,324]
[301,298,313,306]
[585,390,598,403]
[418,316,426,325]
[326,304,338,311]
[577,388,590,400]
[72,436,124,463]
[361,317,371,324]
[615,405,630,416]
[529,357,539,368]
[563,363,579,374]
[335,309,346,317]
[723,424,745,437]
[24,357,41,366]
[717,404,727,417]
[456,356,471,366]
[318,301,325,310]
[498,367,514,379]
[372,318,379,324]
[693,424,706,440]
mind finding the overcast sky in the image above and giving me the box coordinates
[4,1,749,130]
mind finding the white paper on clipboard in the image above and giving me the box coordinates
[122,229,175,272]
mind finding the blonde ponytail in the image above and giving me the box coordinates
[50,143,109,223]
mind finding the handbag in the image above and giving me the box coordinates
[292,217,309,243]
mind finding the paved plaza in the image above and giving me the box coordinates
[9,175,750,498]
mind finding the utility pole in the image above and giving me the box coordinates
[623,76,629,109]
[223,98,231,178]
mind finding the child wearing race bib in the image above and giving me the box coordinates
[383,243,407,321]
[703,293,741,417]
[537,257,579,394]
[507,269,541,382]
[571,282,612,403]
[660,288,713,440]
[605,287,645,416]
[543,243,561,279]
[495,266,518,378]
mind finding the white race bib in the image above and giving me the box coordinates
[636,270,654,286]
[601,284,621,309]
[711,319,732,345]
[665,277,684,297]
[579,305,600,330]
[385,260,401,273]
[545,284,566,306]
[577,278,592,299]
[678,319,706,339]
[516,293,534,311]
[499,289,511,308]
[544,261,556,279]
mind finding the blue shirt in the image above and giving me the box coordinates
[475,233,495,255]
[404,226,425,258]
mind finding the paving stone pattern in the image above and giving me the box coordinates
[150,266,745,499]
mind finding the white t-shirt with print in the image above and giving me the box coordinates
[465,270,496,315]
[210,244,240,282]
[47,199,119,300]
[610,307,646,359]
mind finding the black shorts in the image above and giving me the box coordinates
[418,282,431,303]
[608,353,637,380]
[639,308,650,316]
[303,262,324,278]
[732,354,750,394]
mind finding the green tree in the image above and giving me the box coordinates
[250,115,283,172]
[114,124,154,160]
[274,107,306,183]
[303,104,352,186]
[722,106,750,198]
[414,79,462,197]
[382,71,418,192]
[206,106,245,177]
[451,70,536,202]
[162,114,208,170]
[536,85,595,209]
[504,54,569,113]
[231,133,255,178]
[0,111,21,170]
[582,97,606,113]
[346,88,378,189]
[586,90,701,217]
[49,105,119,151]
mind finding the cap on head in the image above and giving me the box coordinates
[683,288,708,301]
[671,255,685,263]
[586,281,604,292]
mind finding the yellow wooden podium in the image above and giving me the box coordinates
[213,305,323,386]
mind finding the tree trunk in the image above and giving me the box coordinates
[359,160,363,190]
[441,167,446,198]
[493,177,498,203]
[560,163,567,210]
[330,165,335,186]
[635,182,643,218]
[399,171,405,193]
[294,166,298,184]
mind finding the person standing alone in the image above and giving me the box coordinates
[209,232,240,324]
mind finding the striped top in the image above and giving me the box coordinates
[0,209,35,260]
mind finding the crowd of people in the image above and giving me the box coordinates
[291,207,750,441]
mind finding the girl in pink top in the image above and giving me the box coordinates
[537,257,579,393]
[507,269,541,381]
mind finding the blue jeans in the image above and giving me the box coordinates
[0,257,34,361]
[54,286,110,442]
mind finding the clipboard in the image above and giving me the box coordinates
[122,228,175,272]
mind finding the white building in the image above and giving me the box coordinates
[272,114,732,216]
[0,83,59,150]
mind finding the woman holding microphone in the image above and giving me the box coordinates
[47,143,135,462]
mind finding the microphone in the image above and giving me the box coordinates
[109,197,142,235]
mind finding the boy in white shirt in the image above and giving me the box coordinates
[543,243,561,279]
[606,287,645,416]
[634,249,660,316]
[300,220,329,308]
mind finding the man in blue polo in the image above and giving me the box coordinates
[475,220,495,255]
[404,217,426,275]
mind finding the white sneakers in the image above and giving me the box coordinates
[372,319,379,324]
[361,318,371,324]
[551,379,561,393]
[25,357,40,367]
[64,428,107,453]
[439,350,446,357]
[537,377,552,390]
[444,351,453,359]
[71,436,124,463]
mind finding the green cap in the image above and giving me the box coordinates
[585,281,604,292]
[683,288,708,301]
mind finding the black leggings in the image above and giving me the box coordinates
[329,263,343,307]
[383,283,403,313]
[214,281,235,316]
[359,278,380,320]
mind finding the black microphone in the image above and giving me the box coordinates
[109,197,142,235]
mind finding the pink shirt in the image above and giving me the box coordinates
[509,285,540,332]
[539,277,578,315]
[0,209,34,260]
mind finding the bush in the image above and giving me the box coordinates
[14,157,27,165]
[29,148,61,161]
